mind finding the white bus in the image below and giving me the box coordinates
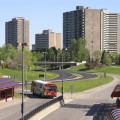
[31,80,57,98]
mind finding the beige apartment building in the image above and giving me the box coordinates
[63,6,120,57]
[5,17,29,50]
[33,29,61,51]
[101,10,120,53]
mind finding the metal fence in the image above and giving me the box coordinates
[19,96,63,120]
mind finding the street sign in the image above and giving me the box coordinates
[70,85,74,94]
[39,74,44,77]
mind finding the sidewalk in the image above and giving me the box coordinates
[0,98,21,110]
[29,98,73,120]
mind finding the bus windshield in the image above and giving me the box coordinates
[45,86,57,91]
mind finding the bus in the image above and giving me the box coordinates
[31,80,57,98]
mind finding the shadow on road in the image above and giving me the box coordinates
[20,93,51,99]
[62,103,113,120]
[63,103,92,109]
[92,103,112,120]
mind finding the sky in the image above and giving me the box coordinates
[1,0,120,49]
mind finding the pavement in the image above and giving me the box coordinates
[29,98,73,120]
[0,97,29,110]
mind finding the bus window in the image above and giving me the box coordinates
[45,86,57,91]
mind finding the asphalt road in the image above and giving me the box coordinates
[41,74,120,120]
[48,70,97,82]
[0,94,52,120]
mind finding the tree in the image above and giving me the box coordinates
[71,39,78,61]
[64,50,70,61]
[0,44,16,62]
[70,38,89,62]
[48,48,55,61]
[111,52,119,64]
[93,50,102,63]
[12,49,34,70]
[57,50,62,62]
[31,51,44,62]
[101,51,112,66]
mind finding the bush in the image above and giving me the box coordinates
[85,61,102,69]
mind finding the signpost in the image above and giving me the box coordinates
[70,85,74,98]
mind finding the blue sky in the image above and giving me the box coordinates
[1,0,120,49]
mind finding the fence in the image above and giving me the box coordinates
[19,95,63,120]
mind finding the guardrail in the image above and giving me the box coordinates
[19,96,63,120]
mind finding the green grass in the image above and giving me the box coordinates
[0,67,58,81]
[69,64,86,71]
[88,66,120,74]
[56,76,113,92]
[69,64,120,75]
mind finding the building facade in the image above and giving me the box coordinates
[5,17,29,50]
[33,29,61,51]
[63,6,120,56]
[101,10,120,53]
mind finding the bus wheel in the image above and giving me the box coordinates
[33,90,35,95]
[51,97,53,99]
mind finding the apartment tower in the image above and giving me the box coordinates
[5,17,29,50]
[63,6,120,56]
[33,29,61,51]
[101,10,120,53]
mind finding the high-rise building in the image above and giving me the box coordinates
[32,29,61,51]
[5,17,29,50]
[101,10,120,53]
[63,6,120,56]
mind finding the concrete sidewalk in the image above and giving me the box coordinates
[0,98,21,110]
[29,98,73,120]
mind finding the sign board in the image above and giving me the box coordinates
[70,85,74,94]
[39,74,44,77]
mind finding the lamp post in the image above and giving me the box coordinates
[43,51,46,81]
[61,48,67,99]
[61,49,64,99]
[91,40,93,60]
[21,43,27,120]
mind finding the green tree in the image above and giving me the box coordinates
[48,48,55,61]
[101,51,112,66]
[71,38,89,62]
[57,50,62,62]
[93,50,102,63]
[111,52,119,64]
[31,51,44,62]
[0,44,16,61]
[71,39,78,61]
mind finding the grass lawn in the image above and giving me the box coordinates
[88,66,120,74]
[56,76,113,92]
[0,67,58,82]
[69,64,120,75]
[70,64,86,71]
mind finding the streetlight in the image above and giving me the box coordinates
[61,48,67,99]
[21,43,27,120]
[91,40,93,60]
[43,51,46,81]
[61,49,64,99]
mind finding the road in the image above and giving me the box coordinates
[48,70,97,82]
[0,94,52,120]
[41,74,120,120]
